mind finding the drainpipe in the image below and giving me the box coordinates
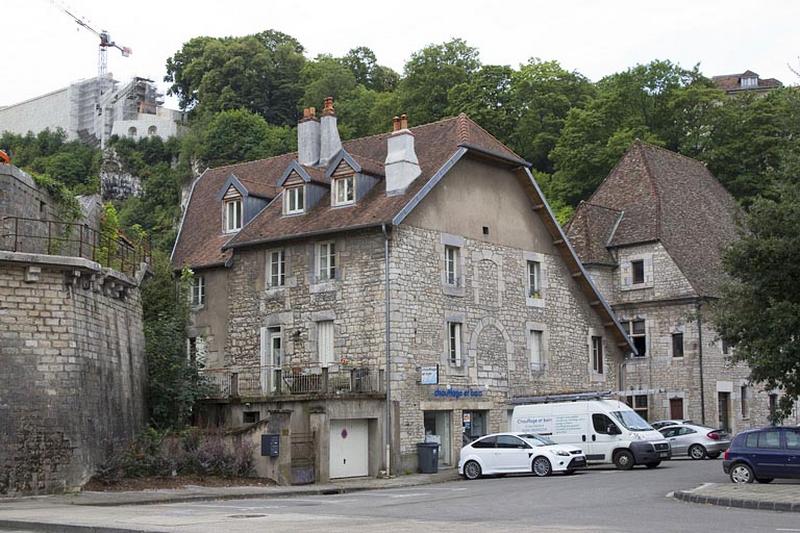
[696,301,706,426]
[382,223,392,476]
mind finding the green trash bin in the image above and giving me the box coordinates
[417,442,439,473]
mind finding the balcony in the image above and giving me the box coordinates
[200,363,385,401]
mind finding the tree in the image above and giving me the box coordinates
[447,64,515,142]
[300,55,358,108]
[341,46,399,92]
[399,39,481,125]
[712,183,800,421]
[197,109,295,168]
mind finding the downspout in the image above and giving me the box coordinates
[696,301,706,426]
[382,223,392,476]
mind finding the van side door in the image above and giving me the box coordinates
[785,429,800,479]
[588,413,621,462]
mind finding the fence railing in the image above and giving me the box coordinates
[200,363,385,400]
[1,216,150,276]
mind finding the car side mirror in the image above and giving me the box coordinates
[607,424,621,435]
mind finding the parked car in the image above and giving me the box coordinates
[650,419,694,430]
[658,424,730,459]
[458,432,587,480]
[511,399,671,469]
[723,427,800,483]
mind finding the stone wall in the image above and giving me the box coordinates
[0,165,57,253]
[0,254,147,495]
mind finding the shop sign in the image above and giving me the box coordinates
[420,365,439,385]
[432,388,483,399]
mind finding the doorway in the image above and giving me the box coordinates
[423,410,452,465]
[462,410,488,442]
[669,398,684,420]
[718,392,731,432]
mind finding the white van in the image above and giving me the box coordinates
[511,399,671,469]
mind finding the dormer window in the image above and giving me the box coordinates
[285,186,305,214]
[741,76,758,88]
[333,176,354,206]
[224,198,242,233]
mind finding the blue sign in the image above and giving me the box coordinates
[433,388,483,399]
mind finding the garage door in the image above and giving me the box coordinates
[330,419,369,479]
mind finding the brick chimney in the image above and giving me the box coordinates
[319,97,342,168]
[385,114,421,195]
[297,107,320,166]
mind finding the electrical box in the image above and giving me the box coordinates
[261,433,280,457]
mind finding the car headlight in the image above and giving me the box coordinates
[555,450,570,456]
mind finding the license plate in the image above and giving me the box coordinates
[659,452,669,458]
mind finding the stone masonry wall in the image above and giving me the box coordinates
[0,258,146,495]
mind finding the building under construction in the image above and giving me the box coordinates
[0,75,185,147]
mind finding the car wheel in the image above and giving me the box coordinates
[689,444,707,460]
[532,456,552,477]
[756,477,774,484]
[463,460,482,480]
[645,461,661,469]
[613,450,635,470]
[707,452,721,459]
[730,463,754,484]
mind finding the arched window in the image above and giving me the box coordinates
[147,125,157,136]
[128,127,137,137]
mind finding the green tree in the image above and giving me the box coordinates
[341,46,399,92]
[447,64,515,142]
[399,39,481,125]
[300,55,358,108]
[712,183,800,421]
[197,109,295,168]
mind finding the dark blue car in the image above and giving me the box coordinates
[723,427,800,483]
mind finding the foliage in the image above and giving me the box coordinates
[95,202,121,268]
[711,182,800,422]
[94,428,256,484]
[143,254,212,429]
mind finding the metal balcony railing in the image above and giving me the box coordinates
[1,216,150,276]
[199,363,385,400]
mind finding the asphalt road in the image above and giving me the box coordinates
[3,459,800,532]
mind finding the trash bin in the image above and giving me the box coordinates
[417,442,439,473]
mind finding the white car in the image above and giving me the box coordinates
[458,432,587,480]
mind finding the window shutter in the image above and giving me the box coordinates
[318,321,334,366]
[259,327,269,390]
[621,262,632,287]
[644,255,654,284]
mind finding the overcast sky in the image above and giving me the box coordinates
[4,0,798,108]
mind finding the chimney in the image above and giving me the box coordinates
[297,107,320,166]
[319,96,342,168]
[385,113,421,195]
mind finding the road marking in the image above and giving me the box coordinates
[776,529,800,532]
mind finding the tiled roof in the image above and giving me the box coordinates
[172,114,522,269]
[712,71,783,92]
[566,141,741,297]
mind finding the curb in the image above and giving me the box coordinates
[0,520,143,533]
[673,490,800,513]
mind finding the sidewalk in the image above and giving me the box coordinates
[674,482,800,512]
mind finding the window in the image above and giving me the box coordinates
[188,337,198,363]
[631,260,645,284]
[786,430,800,450]
[625,394,649,420]
[317,320,334,366]
[243,411,260,424]
[758,430,781,449]
[128,126,137,137]
[496,435,528,449]
[672,332,684,358]
[471,436,496,449]
[333,176,354,206]
[448,322,462,367]
[722,339,732,355]
[622,319,647,357]
[445,245,460,286]
[591,336,603,374]
[769,393,778,421]
[190,275,205,306]
[285,186,305,214]
[741,385,749,418]
[224,198,242,232]
[527,260,542,299]
[530,330,544,372]
[661,427,680,438]
[268,250,285,287]
[147,125,157,136]
[741,77,758,88]
[317,241,336,281]
[592,413,617,434]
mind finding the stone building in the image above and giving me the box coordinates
[172,99,633,482]
[0,161,148,495]
[566,141,777,433]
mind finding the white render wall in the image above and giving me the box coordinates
[0,87,73,138]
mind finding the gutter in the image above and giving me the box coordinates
[696,301,706,426]
[381,223,392,476]
[222,222,387,251]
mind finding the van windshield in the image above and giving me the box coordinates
[611,411,653,432]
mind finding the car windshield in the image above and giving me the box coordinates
[611,410,653,432]
[519,433,556,446]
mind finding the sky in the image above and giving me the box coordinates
[3,0,798,108]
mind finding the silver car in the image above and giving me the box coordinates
[650,419,693,430]
[659,424,731,459]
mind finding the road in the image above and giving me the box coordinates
[2,459,799,532]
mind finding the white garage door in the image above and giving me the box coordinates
[330,419,369,479]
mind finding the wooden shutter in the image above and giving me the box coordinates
[318,321,334,366]
[621,261,632,288]
[644,254,654,284]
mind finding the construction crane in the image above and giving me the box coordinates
[51,1,132,87]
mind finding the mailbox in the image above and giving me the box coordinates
[261,433,280,457]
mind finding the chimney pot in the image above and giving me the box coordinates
[392,116,401,132]
[319,97,342,167]
[322,97,335,116]
[400,114,408,130]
